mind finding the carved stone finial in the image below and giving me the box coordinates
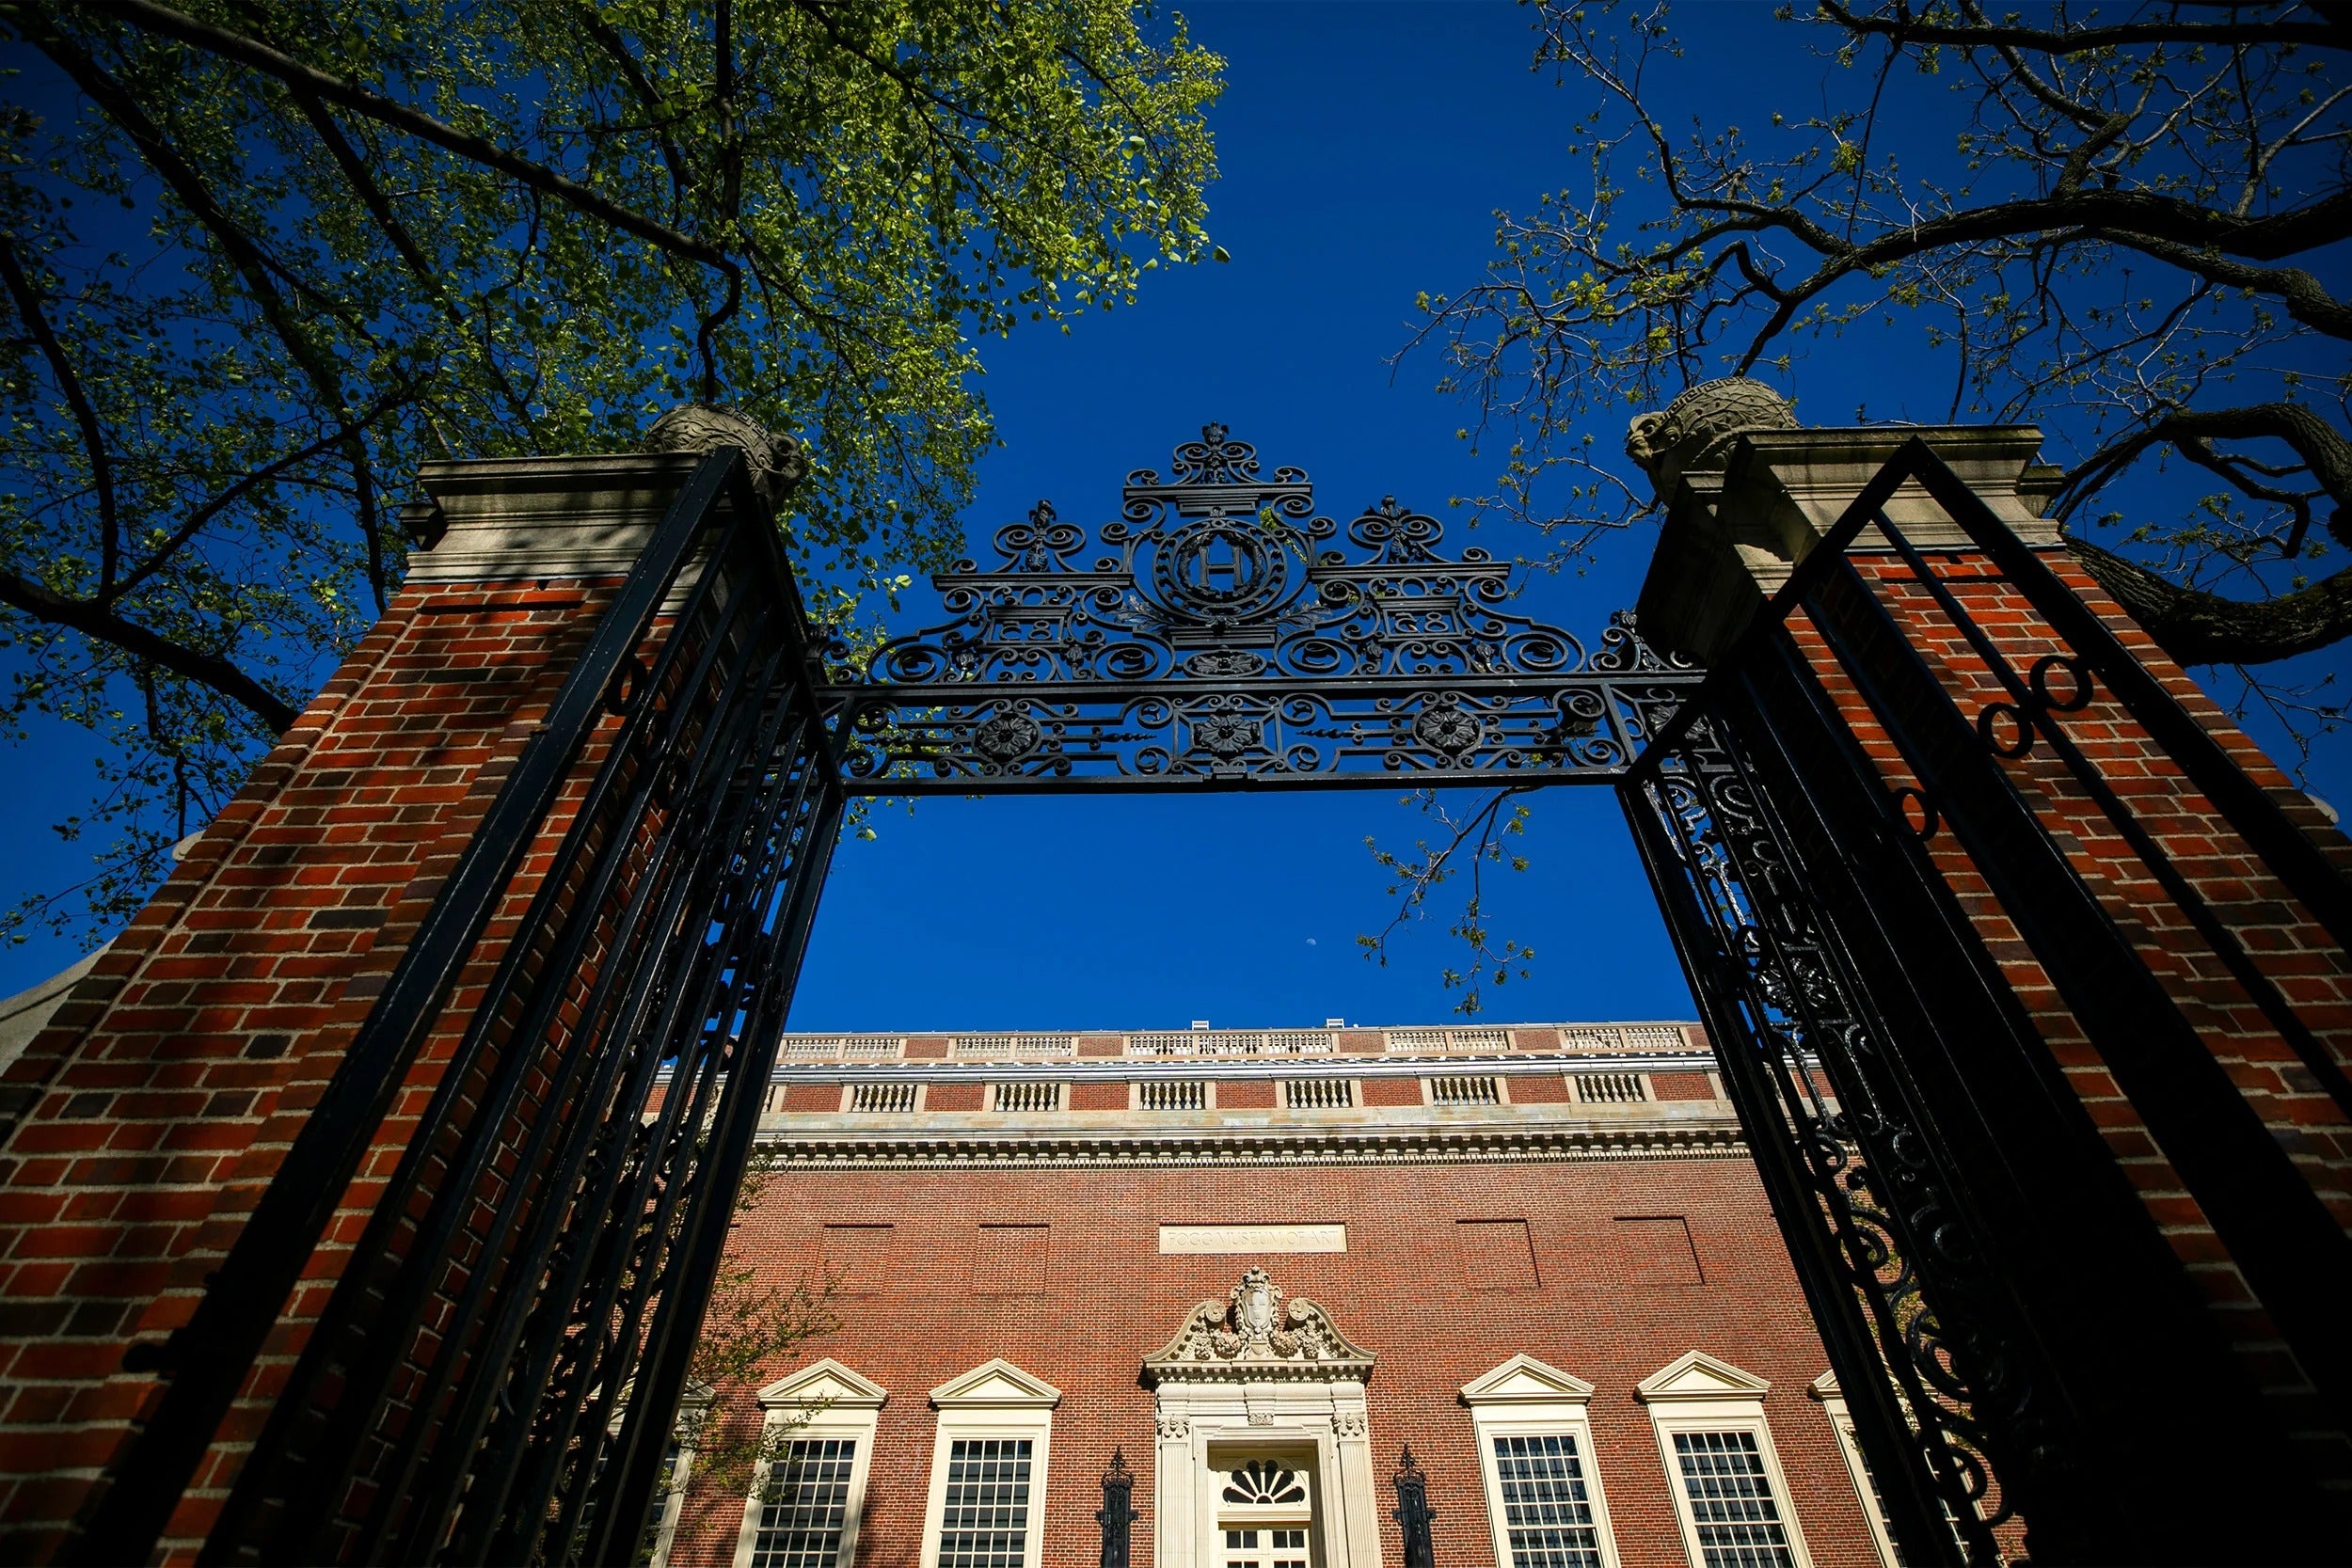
[1624,377,1799,500]
[643,403,808,508]
[1141,1265,1375,1383]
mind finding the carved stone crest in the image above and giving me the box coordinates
[1141,1266,1375,1384]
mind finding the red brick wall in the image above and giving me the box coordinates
[1788,545,2352,1485]
[928,1084,983,1113]
[0,573,628,1560]
[1650,1072,1715,1101]
[1361,1079,1421,1108]
[1506,1073,1570,1104]
[666,1155,1884,1568]
[1216,1080,1276,1109]
[1069,1083,1127,1111]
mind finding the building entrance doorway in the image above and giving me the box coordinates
[33,392,2352,1567]
[1216,1458,1314,1568]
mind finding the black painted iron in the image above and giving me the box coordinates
[74,427,2351,1567]
[1099,1449,1136,1568]
[1392,1447,1437,1568]
[1625,438,2352,1562]
[821,425,1701,790]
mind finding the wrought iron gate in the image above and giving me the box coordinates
[1627,439,2352,1563]
[78,427,2348,1565]
[79,450,846,1567]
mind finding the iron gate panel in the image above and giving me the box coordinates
[1624,439,2352,1563]
[76,450,845,1567]
[819,425,1701,789]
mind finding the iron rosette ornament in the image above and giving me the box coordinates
[820,427,1700,791]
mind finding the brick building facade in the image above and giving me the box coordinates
[649,1022,1899,1568]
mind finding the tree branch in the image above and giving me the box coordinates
[2070,537,2352,665]
[0,570,298,731]
[1819,0,2352,55]
[0,232,120,597]
[78,0,740,279]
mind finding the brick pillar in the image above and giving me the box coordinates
[1632,383,2352,1548]
[0,451,709,1563]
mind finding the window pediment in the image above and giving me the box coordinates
[930,1356,1063,1408]
[1635,1350,1771,1402]
[755,1358,888,1411]
[1460,1354,1596,1406]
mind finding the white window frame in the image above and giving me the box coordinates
[1461,1354,1621,1568]
[1809,1371,1899,1568]
[607,1382,708,1568]
[920,1358,1062,1568]
[1635,1352,1811,1568]
[733,1359,888,1568]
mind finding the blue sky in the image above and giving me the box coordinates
[5,3,2345,1029]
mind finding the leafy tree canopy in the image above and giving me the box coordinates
[0,0,1221,943]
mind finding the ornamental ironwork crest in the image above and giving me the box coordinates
[1142,1266,1375,1382]
[819,426,1698,791]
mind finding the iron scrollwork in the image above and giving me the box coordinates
[1634,709,2020,1565]
[820,426,1699,790]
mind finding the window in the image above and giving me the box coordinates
[1463,1355,1620,1568]
[586,1386,707,1567]
[1637,1353,1810,1568]
[751,1439,857,1568]
[1808,1371,1900,1568]
[936,1438,1035,1568]
[1213,1452,1316,1568]
[735,1360,887,1568]
[1672,1432,1795,1567]
[921,1360,1060,1568]
[1492,1435,1604,1568]
[1222,1527,1311,1568]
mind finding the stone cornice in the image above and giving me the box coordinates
[725,1051,1724,1085]
[749,1120,1745,1170]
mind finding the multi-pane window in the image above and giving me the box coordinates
[751,1438,857,1568]
[1492,1434,1604,1568]
[1672,1431,1797,1568]
[935,1438,1034,1568]
[1222,1527,1309,1568]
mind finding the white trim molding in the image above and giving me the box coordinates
[919,1360,1062,1568]
[1808,1371,1897,1568]
[732,1360,888,1568]
[1636,1353,1811,1568]
[1142,1268,1382,1568]
[640,1382,712,1568]
[1460,1356,1620,1568]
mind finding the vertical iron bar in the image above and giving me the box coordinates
[574,775,844,1568]
[413,681,821,1565]
[330,603,790,1561]
[225,524,767,1561]
[1802,548,2352,1428]
[1621,736,1985,1565]
[71,451,746,1568]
